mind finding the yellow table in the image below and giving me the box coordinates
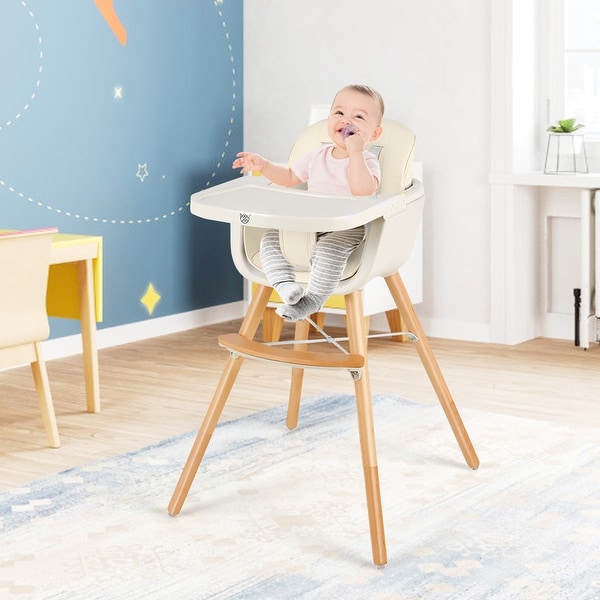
[46,233,103,413]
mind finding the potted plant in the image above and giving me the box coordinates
[544,118,588,174]
[546,118,584,133]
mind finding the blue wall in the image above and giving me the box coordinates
[0,0,243,337]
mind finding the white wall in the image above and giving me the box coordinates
[243,0,492,341]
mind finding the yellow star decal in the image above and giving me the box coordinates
[141,283,161,315]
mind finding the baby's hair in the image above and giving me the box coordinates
[341,84,385,120]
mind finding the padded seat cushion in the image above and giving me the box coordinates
[244,227,364,284]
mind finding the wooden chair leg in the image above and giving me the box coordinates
[384,273,480,470]
[30,342,60,448]
[261,306,283,342]
[168,285,272,516]
[309,311,326,332]
[385,309,405,342]
[286,319,311,430]
[77,258,101,413]
[345,291,387,567]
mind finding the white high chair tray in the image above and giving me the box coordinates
[190,176,423,232]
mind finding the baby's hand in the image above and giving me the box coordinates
[232,152,266,174]
[344,130,367,153]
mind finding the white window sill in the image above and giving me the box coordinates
[489,171,600,189]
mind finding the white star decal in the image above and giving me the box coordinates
[136,163,149,182]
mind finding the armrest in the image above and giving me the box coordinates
[190,176,423,232]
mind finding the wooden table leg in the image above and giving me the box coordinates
[77,259,100,413]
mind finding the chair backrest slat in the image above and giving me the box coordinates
[0,228,56,348]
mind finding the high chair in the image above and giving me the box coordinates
[168,118,479,567]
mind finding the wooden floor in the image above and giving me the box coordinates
[2,318,600,492]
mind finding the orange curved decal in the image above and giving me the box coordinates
[93,0,127,45]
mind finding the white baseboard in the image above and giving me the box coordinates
[541,313,579,343]
[43,301,247,361]
[417,316,491,343]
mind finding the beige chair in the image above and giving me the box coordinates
[0,228,60,448]
[169,119,479,567]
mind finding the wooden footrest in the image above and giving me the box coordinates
[218,333,364,370]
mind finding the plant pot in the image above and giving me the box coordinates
[544,132,589,174]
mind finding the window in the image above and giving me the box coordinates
[545,0,600,144]
[564,0,600,138]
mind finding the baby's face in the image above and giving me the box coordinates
[327,89,382,148]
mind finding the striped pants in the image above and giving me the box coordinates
[259,226,365,320]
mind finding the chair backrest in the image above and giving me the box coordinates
[287,118,416,194]
[0,228,56,349]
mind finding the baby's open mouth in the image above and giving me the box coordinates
[341,125,358,138]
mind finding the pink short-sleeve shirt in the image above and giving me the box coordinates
[291,144,380,196]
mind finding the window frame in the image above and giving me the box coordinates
[542,0,600,162]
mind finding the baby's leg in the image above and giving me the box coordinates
[276,226,365,321]
[260,229,303,305]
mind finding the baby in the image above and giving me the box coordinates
[232,84,384,321]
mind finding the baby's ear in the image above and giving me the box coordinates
[370,126,383,141]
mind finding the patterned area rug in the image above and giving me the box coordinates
[1,393,598,600]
